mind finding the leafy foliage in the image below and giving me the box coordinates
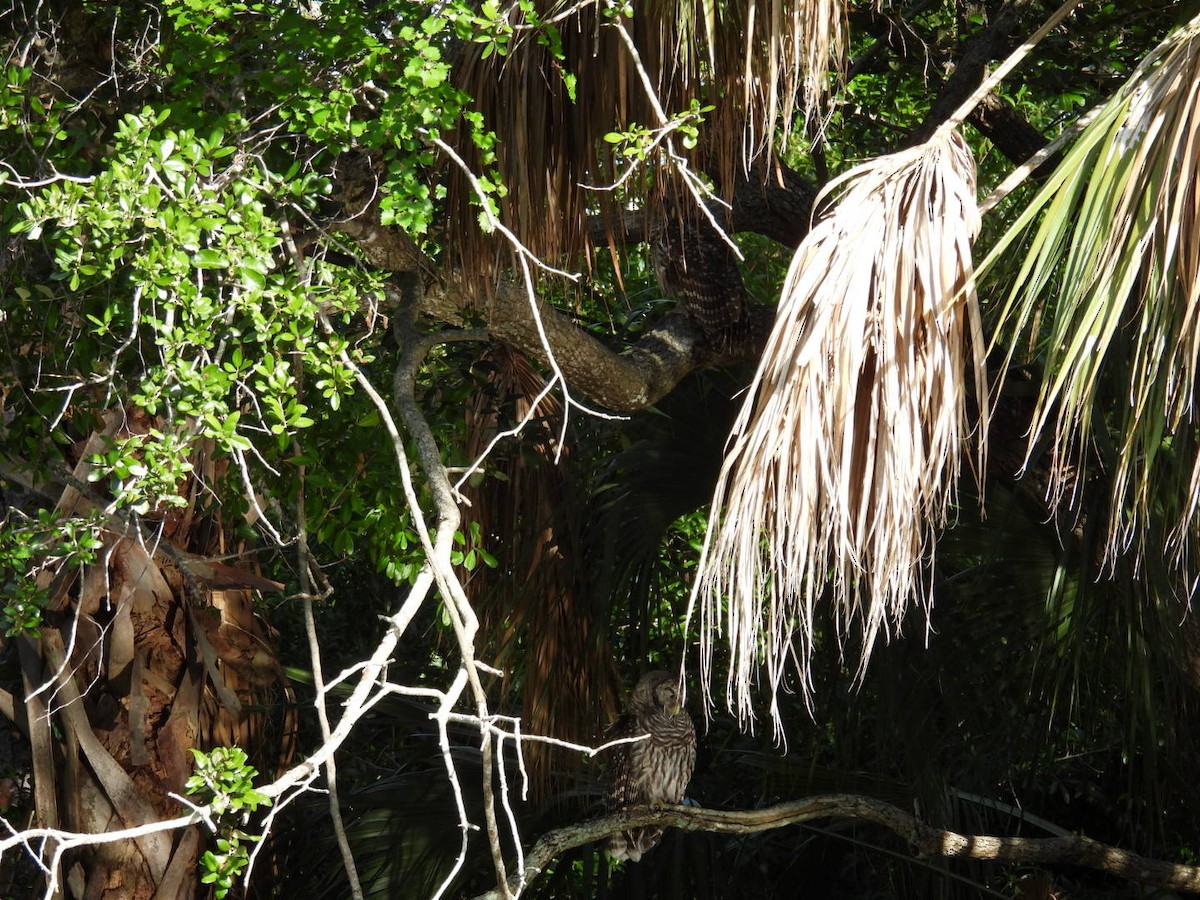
[186,746,272,899]
[0,511,104,636]
[0,2,1198,899]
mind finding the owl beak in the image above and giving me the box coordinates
[668,701,682,715]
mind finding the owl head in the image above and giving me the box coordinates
[633,671,684,716]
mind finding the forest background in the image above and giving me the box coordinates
[1,0,1199,898]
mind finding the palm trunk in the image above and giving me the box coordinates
[14,418,291,899]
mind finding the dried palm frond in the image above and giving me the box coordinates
[448,0,846,279]
[736,0,846,159]
[689,129,987,733]
[461,345,620,799]
[982,13,1200,579]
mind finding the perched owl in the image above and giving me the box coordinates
[605,671,697,862]
[652,213,751,353]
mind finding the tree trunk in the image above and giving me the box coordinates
[16,416,292,899]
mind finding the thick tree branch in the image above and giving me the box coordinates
[329,152,809,412]
[420,276,676,411]
[969,91,1052,165]
[329,211,730,410]
[420,274,768,412]
[474,796,1200,900]
[909,0,1050,163]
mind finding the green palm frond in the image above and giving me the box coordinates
[982,13,1200,579]
[690,129,987,732]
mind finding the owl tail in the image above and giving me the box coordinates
[607,825,664,863]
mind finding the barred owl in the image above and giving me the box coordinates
[605,671,697,862]
[652,213,751,352]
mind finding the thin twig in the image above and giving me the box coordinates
[295,449,363,899]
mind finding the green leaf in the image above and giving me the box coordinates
[194,248,227,268]
[238,266,267,290]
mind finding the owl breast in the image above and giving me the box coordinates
[605,672,697,862]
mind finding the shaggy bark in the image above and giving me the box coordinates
[4,433,293,899]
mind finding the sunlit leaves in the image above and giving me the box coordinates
[450,521,500,572]
[0,511,106,637]
[186,746,270,900]
[87,429,196,514]
[16,109,367,456]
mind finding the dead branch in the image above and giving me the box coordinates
[473,795,1200,900]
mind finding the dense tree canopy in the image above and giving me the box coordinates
[0,1,1198,898]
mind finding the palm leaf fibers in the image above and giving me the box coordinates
[448,0,845,280]
[690,129,987,734]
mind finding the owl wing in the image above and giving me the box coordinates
[604,710,647,811]
[653,214,752,353]
[604,711,663,862]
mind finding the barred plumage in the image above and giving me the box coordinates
[652,214,751,352]
[605,671,697,862]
